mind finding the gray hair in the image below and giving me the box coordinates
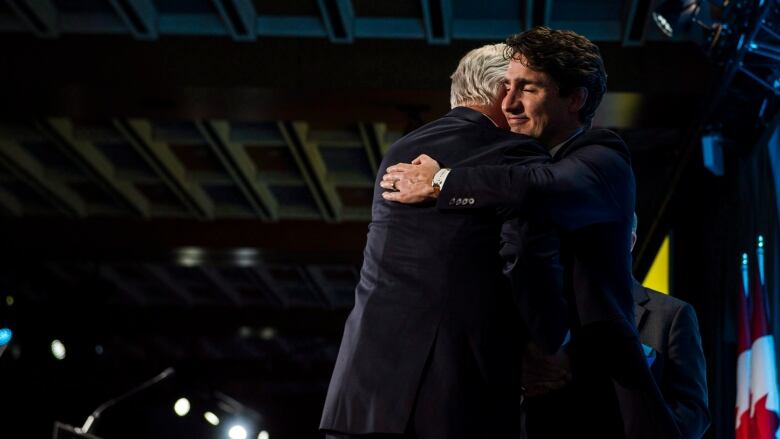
[450,43,509,109]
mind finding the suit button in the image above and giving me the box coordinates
[449,197,456,205]
[468,198,475,205]
[455,198,462,205]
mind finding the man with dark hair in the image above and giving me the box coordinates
[382,27,680,438]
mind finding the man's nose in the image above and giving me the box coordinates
[502,91,522,113]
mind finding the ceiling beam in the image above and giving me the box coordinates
[43,118,151,218]
[420,0,452,44]
[525,0,552,29]
[358,123,386,177]
[113,118,215,220]
[247,267,287,308]
[622,0,651,46]
[144,265,194,305]
[197,120,277,220]
[317,0,354,43]
[107,0,158,40]
[278,122,339,222]
[99,266,147,305]
[0,186,22,216]
[5,0,58,38]
[211,0,257,41]
[0,140,86,217]
[297,265,332,308]
[200,266,243,305]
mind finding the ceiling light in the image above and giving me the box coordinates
[174,398,191,416]
[51,339,66,360]
[228,425,248,439]
[204,411,220,426]
[652,0,700,37]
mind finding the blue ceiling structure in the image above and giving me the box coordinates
[0,0,683,45]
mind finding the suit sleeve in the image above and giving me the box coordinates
[438,143,629,231]
[500,219,568,353]
[665,304,710,439]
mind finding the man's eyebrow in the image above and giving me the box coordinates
[504,78,540,86]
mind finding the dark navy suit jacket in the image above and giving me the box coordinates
[320,108,563,436]
[439,129,682,439]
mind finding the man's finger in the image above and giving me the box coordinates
[379,180,395,190]
[386,163,413,173]
[416,154,433,165]
[411,154,430,165]
[382,191,401,202]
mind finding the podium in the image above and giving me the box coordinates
[52,422,104,439]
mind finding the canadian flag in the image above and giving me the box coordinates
[749,237,780,439]
[737,253,752,439]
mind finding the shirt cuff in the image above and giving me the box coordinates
[433,168,451,190]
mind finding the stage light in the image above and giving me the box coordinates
[258,431,269,439]
[259,327,276,341]
[234,248,259,266]
[5,295,13,306]
[651,0,700,37]
[0,328,12,346]
[174,398,191,416]
[228,425,248,439]
[51,339,66,360]
[95,345,104,355]
[177,247,204,267]
[204,411,220,426]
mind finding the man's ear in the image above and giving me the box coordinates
[569,87,588,114]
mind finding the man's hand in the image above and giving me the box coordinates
[521,342,572,397]
[380,154,441,204]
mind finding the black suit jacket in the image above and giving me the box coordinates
[439,129,681,439]
[634,281,710,439]
[320,108,559,436]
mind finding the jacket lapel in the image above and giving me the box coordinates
[632,279,650,330]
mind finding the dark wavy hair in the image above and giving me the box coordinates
[504,26,607,125]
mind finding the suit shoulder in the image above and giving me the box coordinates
[500,131,548,154]
[644,289,690,313]
[570,129,630,159]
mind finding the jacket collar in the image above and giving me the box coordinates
[446,106,500,129]
[633,278,650,329]
[550,127,585,158]
[552,129,585,160]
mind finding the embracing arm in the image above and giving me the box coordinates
[382,139,632,231]
[436,143,630,230]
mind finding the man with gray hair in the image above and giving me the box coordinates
[319,44,566,439]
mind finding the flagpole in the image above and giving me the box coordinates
[758,235,765,287]
[736,252,752,439]
[743,253,750,298]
